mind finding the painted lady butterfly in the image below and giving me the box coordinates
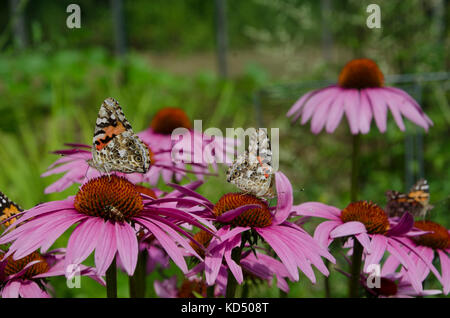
[385,179,433,218]
[227,128,275,199]
[88,97,151,174]
[0,191,22,228]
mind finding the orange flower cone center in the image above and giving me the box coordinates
[0,251,49,280]
[213,193,273,228]
[341,201,390,235]
[413,221,450,250]
[150,107,192,135]
[74,175,143,222]
[338,58,384,89]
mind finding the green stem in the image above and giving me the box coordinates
[349,133,362,297]
[206,286,215,298]
[106,257,117,298]
[129,250,148,298]
[324,259,331,297]
[351,133,361,202]
[349,239,363,298]
[241,282,249,298]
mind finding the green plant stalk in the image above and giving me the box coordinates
[349,133,362,297]
[129,250,148,298]
[349,239,363,298]
[206,286,215,298]
[106,257,117,298]
[351,133,361,202]
[324,259,331,297]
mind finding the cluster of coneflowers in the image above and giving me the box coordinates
[0,58,448,298]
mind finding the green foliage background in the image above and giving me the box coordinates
[0,0,448,297]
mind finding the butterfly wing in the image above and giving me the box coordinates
[0,191,22,227]
[385,179,432,218]
[91,97,150,174]
[227,129,275,198]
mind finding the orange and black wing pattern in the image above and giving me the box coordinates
[385,179,431,218]
[0,191,23,228]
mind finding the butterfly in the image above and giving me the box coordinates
[226,128,275,199]
[88,97,151,174]
[385,179,433,218]
[0,191,23,228]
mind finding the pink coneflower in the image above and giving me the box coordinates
[0,175,213,277]
[139,107,237,176]
[387,220,449,295]
[180,172,335,288]
[0,249,103,298]
[287,58,433,134]
[185,231,292,294]
[41,142,204,194]
[294,201,441,293]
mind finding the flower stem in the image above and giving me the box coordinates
[349,133,362,297]
[106,257,117,298]
[349,239,363,298]
[129,250,147,298]
[324,259,331,297]
[351,133,361,202]
[206,286,215,298]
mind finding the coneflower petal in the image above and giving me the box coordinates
[115,222,139,276]
[94,220,117,276]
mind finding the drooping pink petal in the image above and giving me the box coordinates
[301,87,338,125]
[7,212,86,260]
[438,250,450,295]
[114,222,139,276]
[343,89,360,134]
[358,90,373,134]
[292,202,341,221]
[65,218,103,271]
[383,92,406,131]
[384,87,432,131]
[386,239,422,293]
[287,90,317,118]
[255,228,299,281]
[325,88,347,133]
[2,281,21,298]
[364,234,387,272]
[146,218,201,260]
[94,220,117,276]
[223,235,243,284]
[386,212,414,237]
[355,232,372,253]
[205,241,226,286]
[19,281,49,298]
[310,88,339,134]
[273,171,293,225]
[366,88,388,133]
[166,182,210,203]
[138,218,187,273]
[313,220,340,248]
[216,204,263,223]
[330,221,367,238]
